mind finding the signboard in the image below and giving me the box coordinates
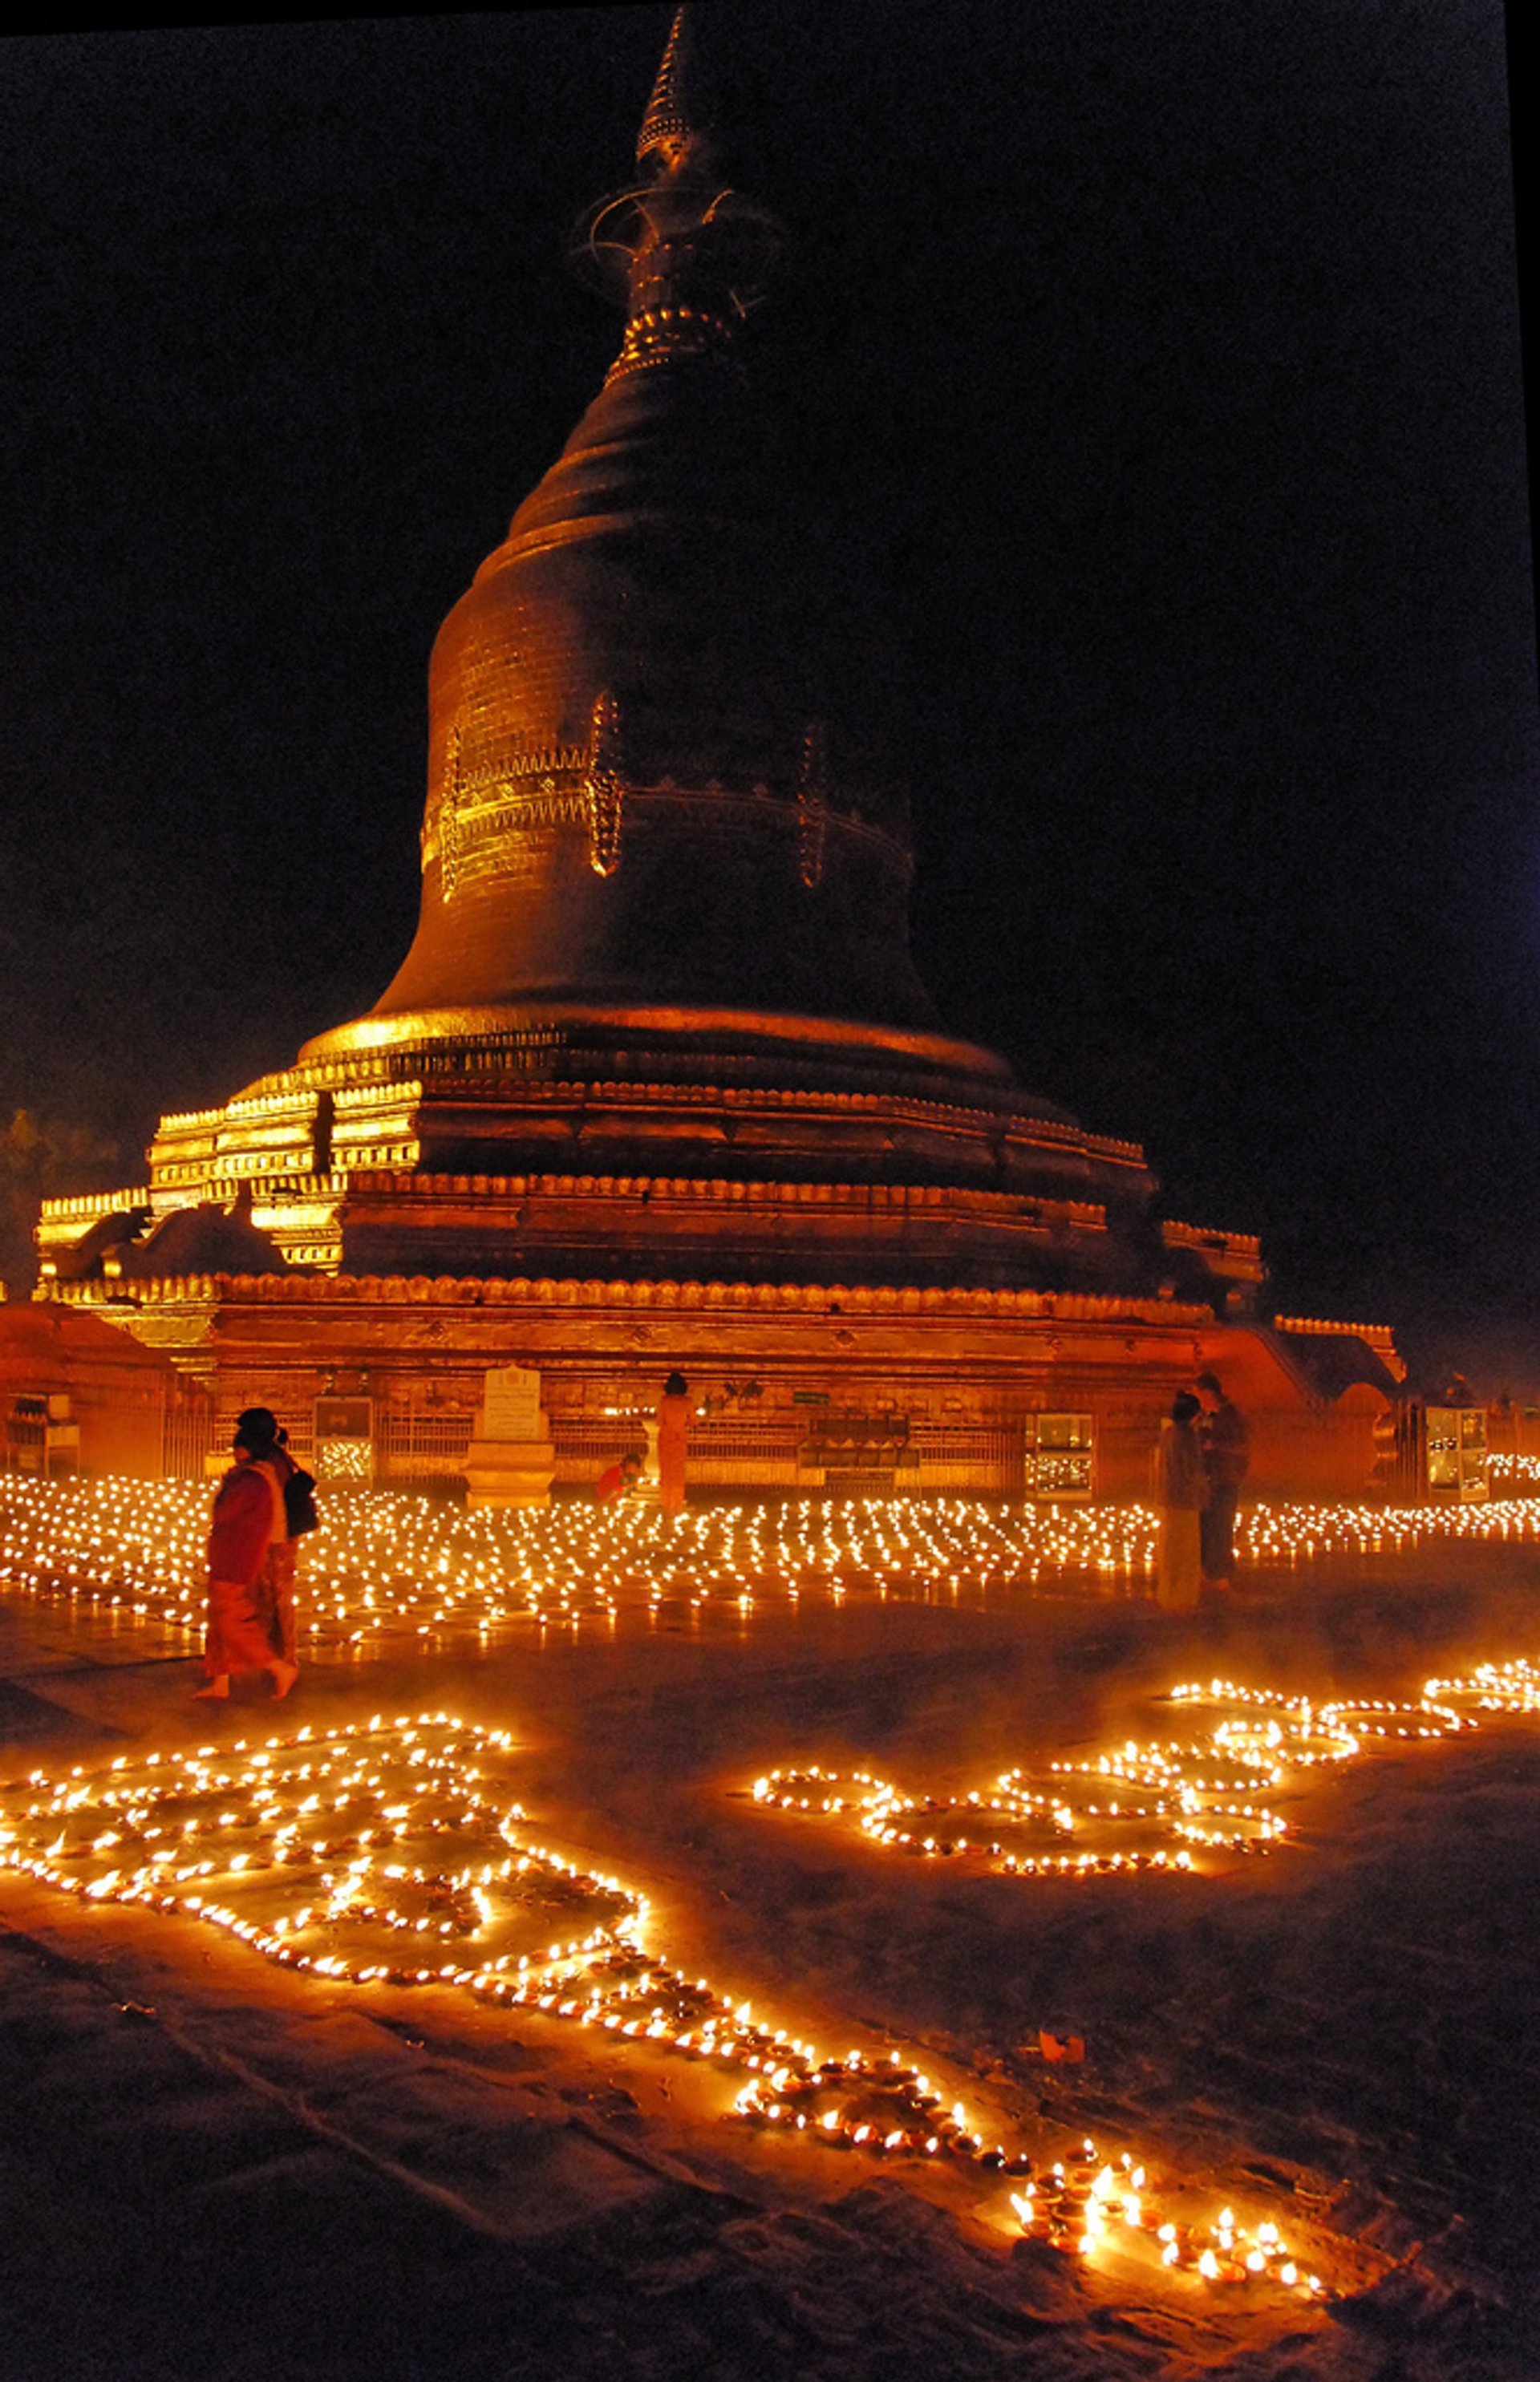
[480,1364,543,1440]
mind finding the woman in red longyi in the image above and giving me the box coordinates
[198,1406,300,1700]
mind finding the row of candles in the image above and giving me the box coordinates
[5,1475,1540,1652]
[4,1477,1539,2307]
[751,1660,1540,1878]
[2,1663,1534,2289]
[0,1709,1327,2300]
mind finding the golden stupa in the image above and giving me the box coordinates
[36,10,1394,1501]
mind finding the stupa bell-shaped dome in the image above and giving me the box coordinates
[106,8,1195,1297]
[346,4,941,1055]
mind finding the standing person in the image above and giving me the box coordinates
[1196,1370,1250,1594]
[1154,1391,1206,1610]
[656,1372,694,1515]
[197,1407,301,1700]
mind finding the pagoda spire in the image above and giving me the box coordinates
[570,6,780,366]
[635,6,711,173]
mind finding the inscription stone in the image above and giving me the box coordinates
[480,1363,543,1439]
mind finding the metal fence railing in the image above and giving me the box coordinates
[152,1400,1045,1500]
[375,1410,474,1491]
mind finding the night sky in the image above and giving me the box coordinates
[2,5,1534,1384]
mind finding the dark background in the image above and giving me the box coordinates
[1,4,1534,1384]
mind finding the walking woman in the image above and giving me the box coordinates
[197,1407,301,1699]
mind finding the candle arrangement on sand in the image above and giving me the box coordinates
[748,1662,1540,1878]
[5,1477,1540,2310]
[5,1476,1540,1654]
[0,1710,1327,2299]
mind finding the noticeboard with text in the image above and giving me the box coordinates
[480,1365,544,1441]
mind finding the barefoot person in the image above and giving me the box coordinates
[1196,1370,1250,1594]
[1154,1390,1206,1610]
[197,1407,301,1700]
[656,1372,694,1515]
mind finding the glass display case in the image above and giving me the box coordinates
[5,1392,79,1477]
[1027,1413,1094,1501]
[314,1396,375,1484]
[1423,1405,1488,1503]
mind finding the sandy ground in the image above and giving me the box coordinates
[2,1530,1539,2380]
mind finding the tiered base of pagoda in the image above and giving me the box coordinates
[46,1007,1201,1283]
[43,1268,1392,1505]
[311,1167,1169,1293]
[38,1000,1276,1315]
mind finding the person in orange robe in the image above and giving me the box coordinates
[197,1407,300,1699]
[656,1372,694,1515]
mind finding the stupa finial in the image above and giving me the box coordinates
[569,4,781,363]
[636,6,711,175]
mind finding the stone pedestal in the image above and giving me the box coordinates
[464,1433,555,1505]
[464,1363,554,1509]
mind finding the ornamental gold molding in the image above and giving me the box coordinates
[432,726,592,900]
[420,710,909,905]
[430,780,908,905]
[55,1270,1205,1325]
[797,720,828,889]
[584,689,625,876]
